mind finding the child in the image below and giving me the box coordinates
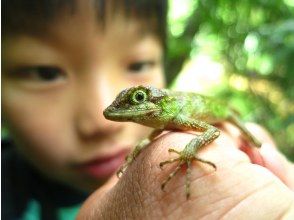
[2,0,167,219]
[4,1,294,219]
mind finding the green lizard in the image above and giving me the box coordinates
[103,85,262,198]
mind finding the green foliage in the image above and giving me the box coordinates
[167,0,294,160]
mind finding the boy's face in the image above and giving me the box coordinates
[2,3,164,191]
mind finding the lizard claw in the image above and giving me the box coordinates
[159,148,217,199]
[159,162,165,170]
[194,156,217,171]
[168,148,180,154]
[116,168,124,178]
[116,163,128,178]
[117,154,135,178]
[161,183,166,192]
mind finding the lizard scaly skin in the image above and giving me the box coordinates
[103,85,261,199]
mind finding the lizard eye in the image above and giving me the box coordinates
[132,90,147,104]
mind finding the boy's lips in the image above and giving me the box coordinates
[77,149,128,179]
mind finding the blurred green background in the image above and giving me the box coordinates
[166,0,294,161]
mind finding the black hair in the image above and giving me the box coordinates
[2,0,168,47]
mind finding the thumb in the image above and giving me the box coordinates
[241,123,294,190]
[260,143,294,190]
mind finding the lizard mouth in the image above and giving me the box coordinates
[103,108,161,121]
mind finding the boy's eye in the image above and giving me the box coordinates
[127,61,155,73]
[13,66,66,82]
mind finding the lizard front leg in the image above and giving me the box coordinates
[117,129,163,177]
[160,121,220,199]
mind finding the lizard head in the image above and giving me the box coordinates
[103,85,167,127]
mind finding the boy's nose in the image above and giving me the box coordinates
[75,81,123,138]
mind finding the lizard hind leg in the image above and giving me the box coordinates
[159,125,219,198]
[159,154,216,199]
[168,148,181,154]
[194,157,217,170]
[160,160,185,191]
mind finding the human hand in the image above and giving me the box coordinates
[77,124,294,219]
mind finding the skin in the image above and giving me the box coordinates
[3,1,294,219]
[77,125,294,219]
[103,85,262,198]
[2,1,164,192]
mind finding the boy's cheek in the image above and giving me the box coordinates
[7,116,73,170]
[2,93,150,176]
[2,94,73,166]
[6,123,82,187]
